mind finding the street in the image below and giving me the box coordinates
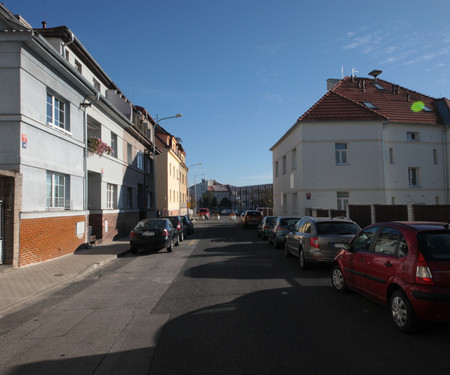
[2,219,450,374]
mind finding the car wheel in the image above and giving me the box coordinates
[175,235,180,246]
[180,231,184,241]
[299,249,310,269]
[390,290,416,333]
[285,242,291,257]
[167,238,173,252]
[331,264,348,293]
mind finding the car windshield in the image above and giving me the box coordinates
[417,232,450,261]
[316,222,360,235]
[135,220,166,230]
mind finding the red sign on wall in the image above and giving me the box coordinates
[306,193,311,200]
[21,134,27,148]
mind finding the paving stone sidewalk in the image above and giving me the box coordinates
[0,239,131,317]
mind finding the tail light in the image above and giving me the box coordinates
[130,230,136,238]
[416,253,434,285]
[277,226,288,232]
[161,229,169,237]
[310,237,320,248]
[177,222,181,230]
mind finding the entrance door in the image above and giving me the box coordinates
[0,200,3,264]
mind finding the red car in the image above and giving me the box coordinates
[331,221,450,333]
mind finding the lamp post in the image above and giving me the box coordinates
[187,163,202,216]
[152,113,182,217]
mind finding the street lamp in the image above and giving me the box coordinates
[152,113,183,217]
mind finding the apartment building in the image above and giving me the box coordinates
[271,71,450,216]
[0,4,156,267]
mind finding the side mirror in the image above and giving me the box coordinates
[344,243,352,251]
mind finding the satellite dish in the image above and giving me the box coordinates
[369,70,383,81]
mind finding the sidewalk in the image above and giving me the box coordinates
[0,239,131,318]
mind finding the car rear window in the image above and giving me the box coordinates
[280,218,299,226]
[135,220,166,230]
[316,222,360,235]
[246,211,262,216]
[417,232,450,261]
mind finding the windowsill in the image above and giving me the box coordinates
[336,163,349,166]
[47,122,72,136]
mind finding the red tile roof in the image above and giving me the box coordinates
[299,76,443,125]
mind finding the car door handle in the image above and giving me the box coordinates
[384,262,393,267]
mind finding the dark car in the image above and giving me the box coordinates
[161,215,187,242]
[331,221,450,333]
[268,216,301,249]
[257,216,277,240]
[129,218,178,254]
[285,216,360,269]
[182,215,194,235]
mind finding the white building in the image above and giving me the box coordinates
[0,5,156,267]
[271,73,450,217]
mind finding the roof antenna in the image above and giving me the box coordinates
[351,68,358,82]
[368,69,383,82]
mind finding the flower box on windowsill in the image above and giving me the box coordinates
[88,137,112,156]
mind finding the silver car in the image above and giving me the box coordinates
[285,216,360,269]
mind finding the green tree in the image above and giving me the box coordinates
[260,189,273,208]
[201,190,214,208]
[219,197,232,209]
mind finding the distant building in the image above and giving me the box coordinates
[271,72,450,216]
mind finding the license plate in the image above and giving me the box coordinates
[142,231,155,237]
[332,243,344,248]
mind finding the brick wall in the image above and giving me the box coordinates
[19,215,86,266]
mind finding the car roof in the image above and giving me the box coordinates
[389,221,450,231]
[303,216,355,223]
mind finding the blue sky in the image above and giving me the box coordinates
[7,0,450,186]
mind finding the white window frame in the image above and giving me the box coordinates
[335,143,347,165]
[47,92,69,132]
[407,132,419,141]
[111,132,118,157]
[408,167,419,187]
[46,171,70,209]
[337,192,349,211]
[107,184,117,209]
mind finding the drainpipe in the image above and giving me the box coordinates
[382,121,389,204]
[443,126,449,204]
[81,93,100,247]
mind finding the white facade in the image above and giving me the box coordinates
[272,94,449,217]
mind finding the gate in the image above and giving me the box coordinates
[0,200,3,264]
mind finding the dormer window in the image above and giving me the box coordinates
[362,101,377,109]
[372,83,384,90]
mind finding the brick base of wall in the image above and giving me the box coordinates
[19,215,86,267]
[89,211,139,243]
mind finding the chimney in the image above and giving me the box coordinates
[41,21,47,28]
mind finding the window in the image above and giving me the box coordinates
[107,184,117,209]
[337,192,349,210]
[111,132,118,157]
[126,187,132,209]
[292,193,298,213]
[282,156,287,175]
[282,194,287,213]
[408,167,419,187]
[389,148,394,164]
[291,148,297,170]
[75,60,82,73]
[65,50,69,61]
[46,172,70,209]
[407,132,419,141]
[127,143,133,164]
[362,101,377,109]
[137,151,143,170]
[372,83,385,90]
[374,227,408,258]
[47,93,69,131]
[352,226,379,252]
[433,149,438,165]
[275,161,279,178]
[335,143,347,165]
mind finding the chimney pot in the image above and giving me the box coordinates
[41,21,47,28]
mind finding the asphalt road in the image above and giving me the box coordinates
[1,219,450,374]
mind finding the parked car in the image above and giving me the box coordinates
[285,216,360,268]
[129,218,178,254]
[160,215,187,242]
[182,215,194,234]
[257,216,277,240]
[331,221,450,333]
[197,208,210,219]
[237,212,245,225]
[268,216,301,248]
[242,210,263,228]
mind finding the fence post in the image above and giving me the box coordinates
[371,205,376,224]
[407,204,415,221]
